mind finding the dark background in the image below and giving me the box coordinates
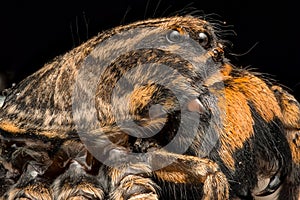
[0,1,299,100]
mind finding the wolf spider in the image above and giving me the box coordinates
[0,15,299,199]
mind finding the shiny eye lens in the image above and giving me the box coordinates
[198,32,209,46]
[166,30,183,43]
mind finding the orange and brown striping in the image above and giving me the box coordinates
[0,15,299,199]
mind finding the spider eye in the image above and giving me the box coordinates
[198,32,209,46]
[166,30,183,43]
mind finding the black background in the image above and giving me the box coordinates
[0,1,299,100]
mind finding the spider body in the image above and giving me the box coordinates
[0,16,299,199]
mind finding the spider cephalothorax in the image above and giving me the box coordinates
[0,15,299,200]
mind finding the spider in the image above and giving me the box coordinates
[0,15,299,200]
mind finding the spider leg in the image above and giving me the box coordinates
[102,146,158,200]
[2,150,52,200]
[50,140,105,200]
[108,163,159,200]
[2,182,51,200]
[272,86,300,199]
[51,161,105,200]
[0,156,17,196]
[105,147,228,200]
[150,150,229,200]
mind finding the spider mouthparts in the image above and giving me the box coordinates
[255,174,282,197]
